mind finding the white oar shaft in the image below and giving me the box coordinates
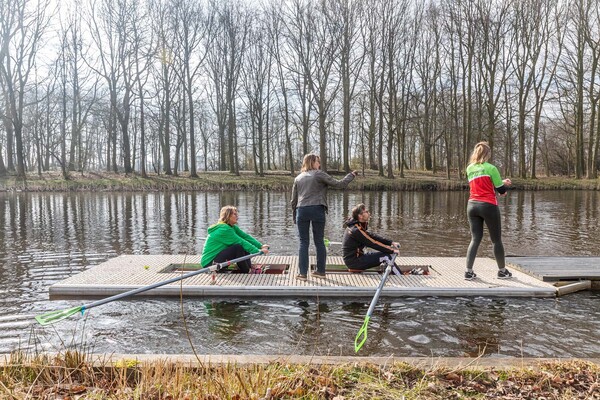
[364,254,397,317]
[82,252,261,311]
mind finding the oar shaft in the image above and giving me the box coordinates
[364,254,397,318]
[82,252,261,311]
[365,266,392,317]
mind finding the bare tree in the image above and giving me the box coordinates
[241,12,271,176]
[335,0,364,173]
[530,0,564,179]
[414,2,443,172]
[283,0,317,162]
[265,2,295,175]
[206,0,249,175]
[581,0,600,178]
[0,0,52,178]
[172,0,213,177]
[511,0,555,178]
[131,0,155,177]
[361,0,384,171]
[57,8,98,175]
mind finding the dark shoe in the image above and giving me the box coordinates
[312,271,327,279]
[497,269,513,279]
[464,270,477,280]
[296,274,307,281]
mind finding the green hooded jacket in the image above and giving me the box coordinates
[200,222,262,267]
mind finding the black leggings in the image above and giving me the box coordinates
[466,201,505,270]
[344,252,390,271]
[212,244,252,273]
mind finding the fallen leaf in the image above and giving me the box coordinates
[446,373,462,383]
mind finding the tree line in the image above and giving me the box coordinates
[1,0,599,180]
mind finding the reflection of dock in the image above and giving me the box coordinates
[47,255,566,299]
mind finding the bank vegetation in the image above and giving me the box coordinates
[1,170,600,193]
[1,351,599,399]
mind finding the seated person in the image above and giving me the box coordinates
[200,205,269,273]
[342,203,399,271]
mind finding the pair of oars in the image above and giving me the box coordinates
[35,252,262,326]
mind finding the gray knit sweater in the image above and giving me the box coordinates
[290,170,355,218]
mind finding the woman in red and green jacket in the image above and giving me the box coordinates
[465,142,512,280]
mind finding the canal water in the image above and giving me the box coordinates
[1,190,599,357]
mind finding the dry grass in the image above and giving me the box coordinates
[1,170,599,192]
[2,351,600,399]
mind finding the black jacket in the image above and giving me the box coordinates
[342,218,395,261]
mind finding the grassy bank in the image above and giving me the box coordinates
[1,352,599,399]
[1,170,600,192]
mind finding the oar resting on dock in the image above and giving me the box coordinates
[35,252,263,326]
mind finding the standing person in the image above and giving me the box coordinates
[291,154,357,280]
[342,203,400,271]
[465,141,512,280]
[201,205,269,273]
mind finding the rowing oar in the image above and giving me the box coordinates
[35,251,263,326]
[354,253,398,353]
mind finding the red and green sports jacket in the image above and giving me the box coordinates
[466,162,503,205]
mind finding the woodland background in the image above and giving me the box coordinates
[1,0,600,181]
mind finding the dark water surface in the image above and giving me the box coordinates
[1,190,599,357]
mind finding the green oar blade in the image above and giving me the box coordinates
[354,316,370,353]
[35,306,84,326]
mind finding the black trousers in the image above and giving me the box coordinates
[344,252,390,271]
[466,200,505,270]
[212,244,252,273]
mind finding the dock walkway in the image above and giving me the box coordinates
[506,256,600,281]
[48,255,559,298]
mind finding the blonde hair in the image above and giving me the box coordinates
[219,205,238,225]
[301,154,320,172]
[469,141,491,164]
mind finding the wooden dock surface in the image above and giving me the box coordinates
[47,255,559,298]
[506,257,600,281]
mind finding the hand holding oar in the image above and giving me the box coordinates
[35,251,263,326]
[354,254,398,353]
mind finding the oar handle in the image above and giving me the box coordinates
[82,252,262,310]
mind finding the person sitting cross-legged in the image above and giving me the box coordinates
[342,203,399,272]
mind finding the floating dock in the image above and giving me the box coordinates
[47,255,564,299]
[506,256,600,281]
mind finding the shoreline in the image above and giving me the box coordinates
[1,170,600,192]
[27,353,600,369]
[2,352,599,398]
[3,353,600,369]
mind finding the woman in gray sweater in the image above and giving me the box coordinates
[291,154,357,280]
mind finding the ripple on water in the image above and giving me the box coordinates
[407,334,431,344]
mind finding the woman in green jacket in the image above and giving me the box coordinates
[200,206,269,273]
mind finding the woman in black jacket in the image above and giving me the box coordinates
[342,203,400,271]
